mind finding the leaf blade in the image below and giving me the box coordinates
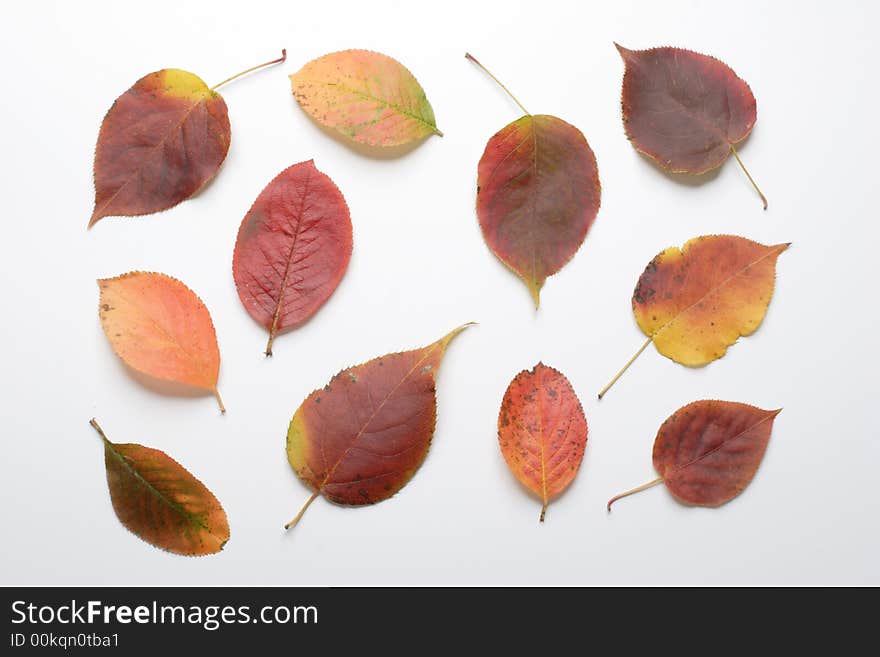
[93,420,229,556]
[616,44,757,174]
[653,400,781,506]
[632,235,788,366]
[498,363,588,521]
[98,272,222,405]
[290,50,440,147]
[90,69,230,226]
[285,324,472,526]
[232,160,353,355]
[476,115,600,307]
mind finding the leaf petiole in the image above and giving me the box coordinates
[284,491,319,531]
[607,476,664,511]
[465,53,530,116]
[598,337,652,399]
[90,418,112,444]
[729,144,768,210]
[211,49,287,91]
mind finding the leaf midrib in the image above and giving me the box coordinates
[297,78,437,132]
[652,245,784,342]
[105,441,209,532]
[94,90,212,219]
[666,411,775,479]
[316,343,442,491]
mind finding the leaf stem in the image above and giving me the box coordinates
[211,49,287,91]
[607,477,664,511]
[465,52,530,116]
[89,418,111,444]
[284,491,319,530]
[265,331,276,357]
[598,337,652,399]
[213,388,226,414]
[539,502,547,523]
[729,144,767,210]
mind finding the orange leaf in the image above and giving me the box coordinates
[284,324,473,530]
[498,363,588,522]
[90,419,229,555]
[599,235,788,399]
[98,272,224,411]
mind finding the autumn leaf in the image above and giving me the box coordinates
[284,324,474,530]
[98,272,225,411]
[290,50,441,148]
[467,53,601,308]
[89,50,286,227]
[598,235,788,399]
[89,419,229,555]
[498,363,588,521]
[232,160,353,356]
[616,43,767,208]
[607,401,780,510]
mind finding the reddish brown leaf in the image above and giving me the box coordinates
[284,324,473,530]
[616,43,767,208]
[232,160,353,355]
[89,51,286,227]
[90,419,229,556]
[607,400,780,510]
[468,54,601,307]
[498,363,588,521]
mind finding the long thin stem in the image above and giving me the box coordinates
[284,491,319,530]
[90,418,111,444]
[539,502,547,523]
[598,337,652,399]
[211,49,287,91]
[465,53,530,116]
[213,388,226,414]
[729,144,768,210]
[607,477,664,511]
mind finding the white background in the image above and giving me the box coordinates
[1,0,876,586]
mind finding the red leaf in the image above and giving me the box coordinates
[232,160,353,355]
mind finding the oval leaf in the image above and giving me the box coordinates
[98,272,224,411]
[616,43,766,207]
[90,69,230,226]
[477,114,601,307]
[633,235,788,366]
[289,49,441,147]
[91,419,229,555]
[616,44,755,174]
[498,363,588,521]
[232,160,353,356]
[608,401,780,510]
[284,324,473,530]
